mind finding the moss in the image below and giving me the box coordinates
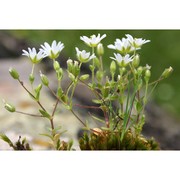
[79,130,160,150]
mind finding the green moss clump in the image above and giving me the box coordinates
[79,129,160,150]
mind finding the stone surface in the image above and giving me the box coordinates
[0,58,83,150]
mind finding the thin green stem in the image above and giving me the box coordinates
[16,110,43,117]
[99,55,103,72]
[70,109,86,127]
[31,64,35,75]
[18,79,54,131]
[92,47,95,84]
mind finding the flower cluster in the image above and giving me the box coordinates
[2,33,173,151]
[108,34,150,67]
[22,40,64,62]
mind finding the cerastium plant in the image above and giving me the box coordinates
[0,33,173,150]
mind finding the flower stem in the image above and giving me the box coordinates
[16,110,43,117]
[70,109,86,127]
[92,47,95,84]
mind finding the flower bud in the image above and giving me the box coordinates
[119,67,126,75]
[97,43,104,56]
[40,72,49,86]
[79,74,89,81]
[132,54,140,68]
[56,68,63,80]
[29,74,35,84]
[144,69,151,82]
[161,66,173,79]
[68,72,75,82]
[137,66,143,76]
[53,60,60,71]
[117,75,121,81]
[3,100,16,113]
[110,61,116,74]
[96,71,103,82]
[9,68,19,80]
[67,59,73,72]
[94,57,100,68]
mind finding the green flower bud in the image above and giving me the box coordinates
[53,60,60,71]
[68,72,75,81]
[161,66,173,79]
[9,68,19,80]
[94,57,100,68]
[137,66,143,76]
[67,59,73,72]
[29,74,35,84]
[96,71,103,82]
[40,72,49,86]
[3,100,16,112]
[97,43,104,56]
[110,61,116,74]
[132,54,140,68]
[144,69,151,82]
[119,67,126,75]
[74,61,80,77]
[117,75,121,81]
[79,74,89,81]
[56,68,63,80]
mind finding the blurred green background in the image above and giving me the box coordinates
[7,30,180,118]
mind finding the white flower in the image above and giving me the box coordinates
[110,53,133,66]
[40,40,64,59]
[80,34,106,47]
[145,64,151,70]
[75,47,96,63]
[108,38,134,54]
[126,34,150,49]
[22,47,45,64]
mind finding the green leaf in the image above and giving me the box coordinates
[39,133,53,140]
[0,134,14,147]
[107,95,118,101]
[53,133,61,142]
[135,101,143,113]
[92,99,103,104]
[57,87,63,98]
[67,139,73,150]
[90,114,105,123]
[39,109,51,119]
[35,84,42,100]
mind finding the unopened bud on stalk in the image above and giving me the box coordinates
[79,74,89,81]
[40,72,49,86]
[29,74,35,84]
[161,66,173,79]
[53,60,60,71]
[110,61,116,74]
[119,67,126,75]
[9,67,19,80]
[56,68,63,80]
[97,43,104,56]
[3,100,16,113]
[117,75,121,81]
[67,59,73,72]
[137,66,143,75]
[144,69,151,82]
[132,54,140,68]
